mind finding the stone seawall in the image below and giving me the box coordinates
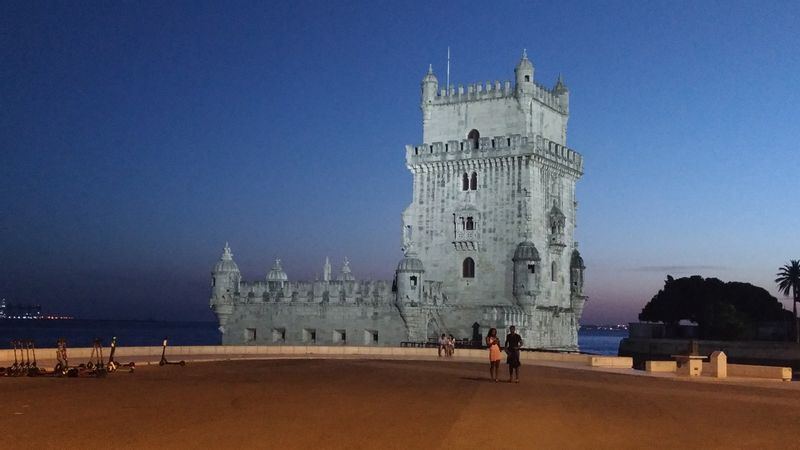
[619,337,800,371]
[0,344,612,368]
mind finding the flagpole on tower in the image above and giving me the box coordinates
[446,46,450,92]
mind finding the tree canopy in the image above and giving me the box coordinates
[639,275,791,340]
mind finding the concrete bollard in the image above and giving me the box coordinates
[709,351,727,378]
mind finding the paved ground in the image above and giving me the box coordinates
[1,359,798,449]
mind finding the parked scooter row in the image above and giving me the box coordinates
[0,340,42,376]
[2,337,140,377]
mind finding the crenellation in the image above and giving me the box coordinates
[406,133,582,175]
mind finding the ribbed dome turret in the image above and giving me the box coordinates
[267,259,288,282]
[515,49,534,72]
[397,254,425,273]
[213,242,240,273]
[513,241,541,261]
[570,249,585,269]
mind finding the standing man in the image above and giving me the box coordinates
[505,326,522,383]
[438,333,447,357]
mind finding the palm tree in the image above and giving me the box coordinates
[776,260,800,343]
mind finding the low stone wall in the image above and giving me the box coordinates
[0,345,596,367]
[619,338,800,372]
[645,360,677,373]
[590,356,633,368]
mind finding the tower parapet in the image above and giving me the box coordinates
[429,79,566,114]
[405,133,583,174]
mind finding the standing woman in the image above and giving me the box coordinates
[485,328,502,381]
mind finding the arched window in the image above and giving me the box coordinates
[465,217,474,230]
[468,129,480,149]
[463,258,475,278]
[462,173,469,191]
[470,172,477,190]
[551,262,557,282]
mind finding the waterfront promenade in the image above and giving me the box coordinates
[1,358,798,448]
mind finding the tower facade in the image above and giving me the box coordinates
[402,50,586,348]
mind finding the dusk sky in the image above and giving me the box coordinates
[2,1,798,323]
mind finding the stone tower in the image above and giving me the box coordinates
[402,50,586,349]
[210,243,241,333]
[208,50,587,351]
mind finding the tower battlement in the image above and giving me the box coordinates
[405,133,583,174]
[431,80,566,114]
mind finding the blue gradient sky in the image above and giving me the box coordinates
[2,1,798,323]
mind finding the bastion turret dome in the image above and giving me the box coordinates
[512,241,541,262]
[213,243,240,273]
[515,49,533,72]
[397,254,425,273]
[267,259,289,282]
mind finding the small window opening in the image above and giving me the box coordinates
[463,258,475,278]
[466,217,474,231]
[528,264,535,274]
[524,75,530,82]
[462,173,469,191]
[491,139,495,149]
[470,172,477,190]
[245,328,257,343]
[272,328,286,343]
[507,138,511,146]
[334,329,347,345]
[212,277,216,287]
[410,275,418,287]
[551,262,557,282]
[468,129,480,149]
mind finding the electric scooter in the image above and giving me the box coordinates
[53,338,79,377]
[106,337,135,373]
[81,339,107,377]
[159,338,185,366]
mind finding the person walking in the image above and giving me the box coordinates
[485,328,502,381]
[447,334,456,357]
[505,325,522,383]
[438,333,447,357]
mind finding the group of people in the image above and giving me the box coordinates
[485,325,522,383]
[438,333,456,357]
[437,326,523,383]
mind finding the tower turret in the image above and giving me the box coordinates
[421,64,438,132]
[515,49,534,95]
[570,248,587,320]
[421,64,438,106]
[323,256,331,282]
[267,258,288,291]
[554,74,570,115]
[512,241,541,306]
[396,253,424,305]
[337,257,355,281]
[210,242,241,333]
[395,251,426,340]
